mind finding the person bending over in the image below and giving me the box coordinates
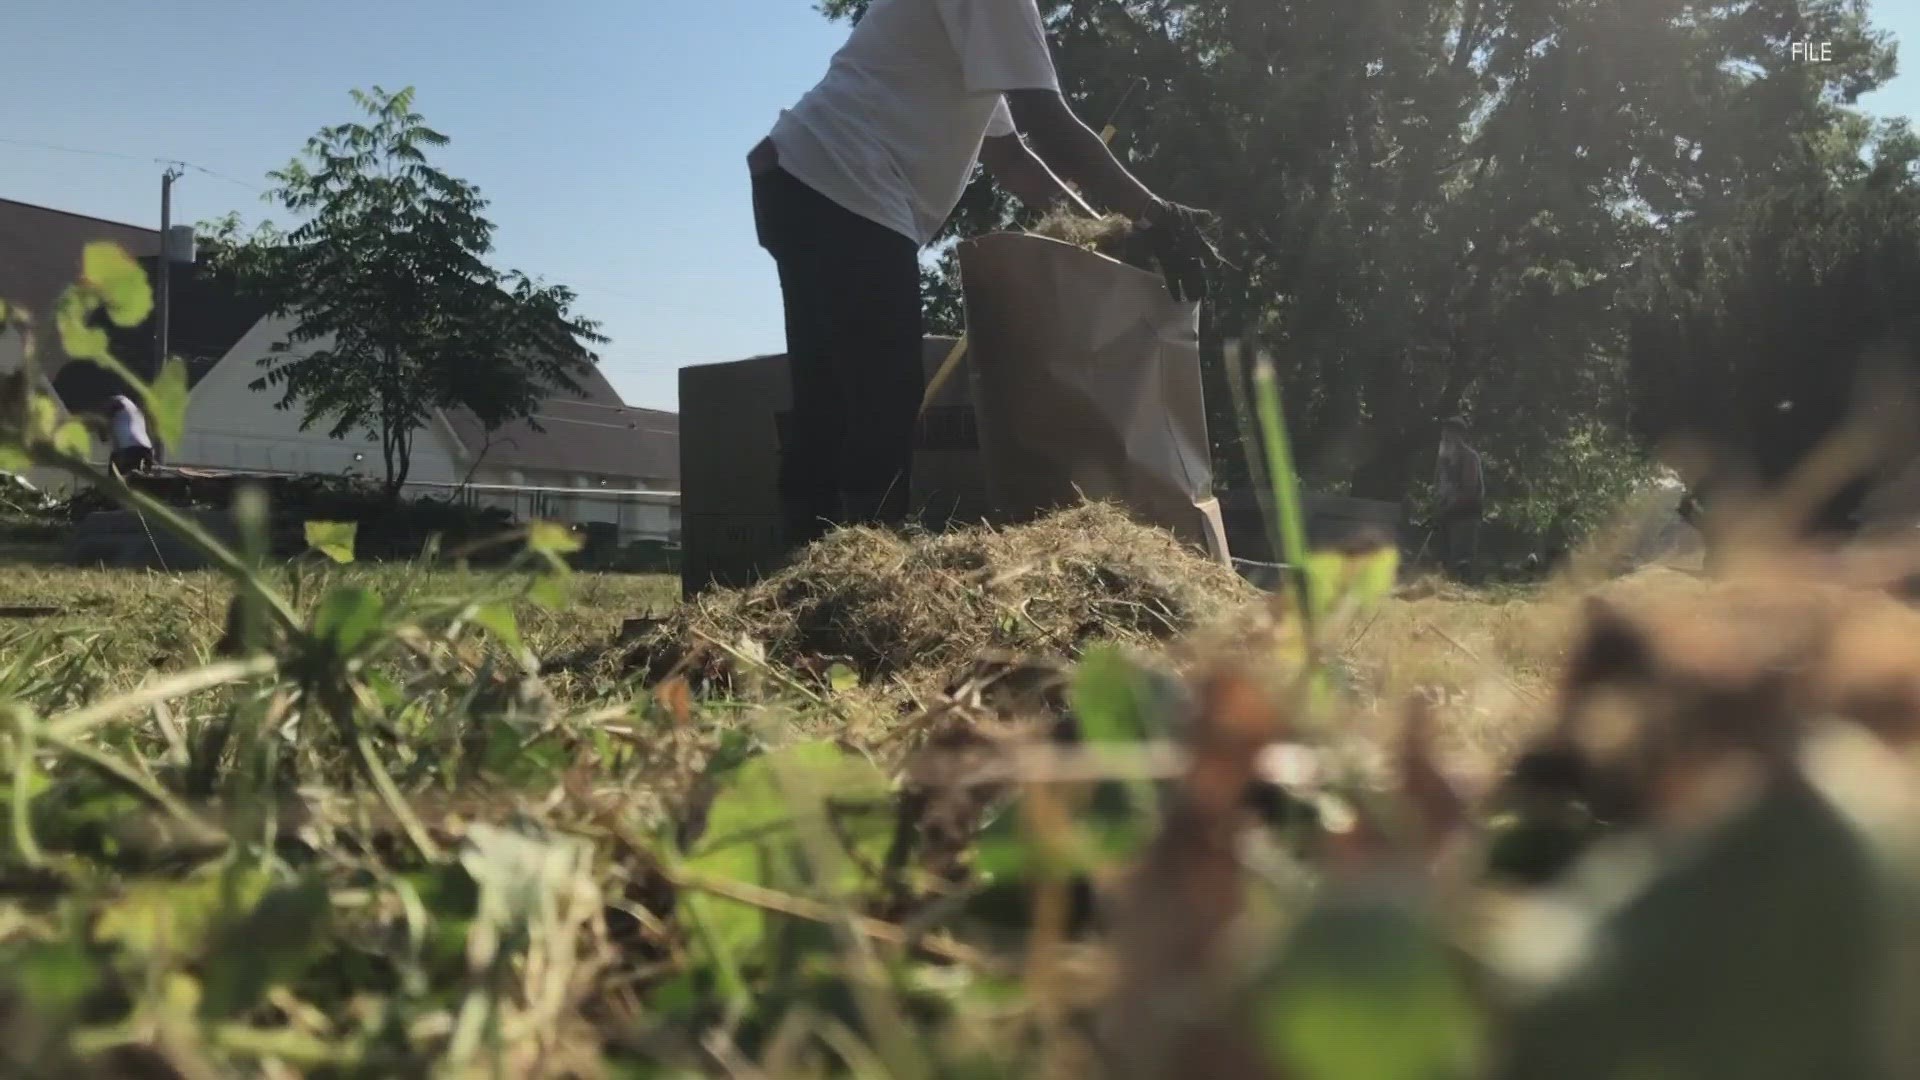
[106,394,156,477]
[750,0,1214,546]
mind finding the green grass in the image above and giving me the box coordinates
[0,563,676,700]
[0,546,1911,1079]
[5,243,1914,1077]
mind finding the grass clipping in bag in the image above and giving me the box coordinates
[1027,207,1157,272]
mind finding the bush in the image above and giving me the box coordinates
[1487,420,1654,556]
[64,471,517,557]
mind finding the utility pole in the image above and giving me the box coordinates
[156,164,185,376]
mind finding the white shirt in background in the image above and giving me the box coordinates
[769,0,1061,246]
[109,395,152,451]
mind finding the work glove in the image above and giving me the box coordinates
[1137,198,1217,304]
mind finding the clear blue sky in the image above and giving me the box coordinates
[5,0,1917,412]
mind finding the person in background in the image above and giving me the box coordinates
[750,0,1216,548]
[106,394,156,477]
[1435,417,1485,573]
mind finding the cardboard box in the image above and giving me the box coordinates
[679,336,986,594]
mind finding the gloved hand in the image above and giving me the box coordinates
[1137,198,1216,303]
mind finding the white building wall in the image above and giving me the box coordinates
[16,311,682,544]
[178,315,467,481]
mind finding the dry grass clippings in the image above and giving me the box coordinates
[627,503,1258,699]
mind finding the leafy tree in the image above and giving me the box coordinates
[1628,123,1920,533]
[816,0,1900,542]
[206,86,605,496]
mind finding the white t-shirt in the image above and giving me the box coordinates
[109,395,151,451]
[768,0,1061,246]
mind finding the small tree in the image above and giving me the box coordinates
[217,86,604,497]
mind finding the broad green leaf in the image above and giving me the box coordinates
[52,419,91,458]
[1501,775,1906,1080]
[1347,545,1400,608]
[641,971,709,1022]
[364,669,406,712]
[972,798,1147,882]
[309,586,386,656]
[95,867,273,962]
[1260,902,1483,1080]
[478,717,568,785]
[82,242,154,327]
[28,394,61,442]
[827,662,860,693]
[470,601,525,657]
[200,880,332,1018]
[54,289,109,362]
[160,971,202,1021]
[681,742,894,966]
[1071,646,1152,745]
[972,810,1035,880]
[7,937,101,1016]
[304,519,358,564]
[1070,647,1164,833]
[527,519,583,557]
[528,573,571,610]
[1301,547,1401,627]
[400,863,479,979]
[0,446,28,472]
[145,355,191,448]
[587,726,616,764]
[706,728,759,776]
[1304,551,1346,622]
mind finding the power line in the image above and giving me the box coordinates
[0,135,151,165]
[2,134,268,195]
[166,159,266,195]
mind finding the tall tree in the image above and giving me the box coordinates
[1628,121,1920,532]
[209,86,605,496]
[815,0,1900,534]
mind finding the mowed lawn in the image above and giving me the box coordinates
[0,552,1625,774]
[0,561,680,701]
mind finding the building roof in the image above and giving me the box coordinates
[0,198,158,318]
[4,196,674,485]
[442,368,680,486]
[0,198,265,415]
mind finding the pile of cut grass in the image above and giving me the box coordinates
[628,503,1257,695]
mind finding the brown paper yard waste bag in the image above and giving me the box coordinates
[957,232,1231,564]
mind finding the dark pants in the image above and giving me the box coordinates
[1438,507,1481,570]
[110,445,155,476]
[752,165,924,547]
